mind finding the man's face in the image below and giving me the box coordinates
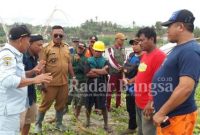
[52,29,64,44]
[139,34,153,52]
[30,40,43,56]
[93,50,103,57]
[115,38,125,47]
[167,22,182,43]
[77,46,85,54]
[132,41,142,53]
[19,36,30,53]
[73,41,79,46]
[88,39,95,48]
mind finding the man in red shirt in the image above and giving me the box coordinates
[134,27,166,135]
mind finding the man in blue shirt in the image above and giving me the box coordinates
[121,38,142,135]
[152,9,200,135]
[21,34,45,135]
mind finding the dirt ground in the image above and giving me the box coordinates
[29,92,136,135]
[29,92,200,135]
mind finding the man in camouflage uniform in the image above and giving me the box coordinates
[70,41,87,118]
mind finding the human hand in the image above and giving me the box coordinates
[117,66,123,72]
[143,101,154,119]
[153,112,169,127]
[122,78,128,85]
[74,54,80,61]
[41,83,47,93]
[33,60,46,74]
[34,73,52,84]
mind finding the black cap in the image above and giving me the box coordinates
[89,35,98,41]
[129,38,141,45]
[161,9,195,27]
[30,34,43,42]
[9,25,31,40]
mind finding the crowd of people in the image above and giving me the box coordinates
[0,9,200,135]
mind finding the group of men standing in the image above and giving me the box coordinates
[0,9,200,135]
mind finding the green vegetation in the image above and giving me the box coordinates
[33,85,200,135]
[1,19,200,47]
[2,19,199,134]
[194,84,200,134]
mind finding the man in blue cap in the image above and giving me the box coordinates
[153,9,200,135]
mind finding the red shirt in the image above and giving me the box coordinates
[134,48,166,109]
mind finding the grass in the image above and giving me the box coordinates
[32,85,200,135]
[194,84,200,134]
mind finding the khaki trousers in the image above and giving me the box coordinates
[38,84,68,113]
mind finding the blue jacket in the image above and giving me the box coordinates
[124,52,141,95]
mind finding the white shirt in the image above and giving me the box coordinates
[0,43,27,116]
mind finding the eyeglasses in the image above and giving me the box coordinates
[54,34,63,38]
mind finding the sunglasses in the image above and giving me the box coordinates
[54,34,63,38]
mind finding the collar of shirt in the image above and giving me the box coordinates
[114,44,123,50]
[24,51,37,61]
[4,43,23,58]
[50,41,65,47]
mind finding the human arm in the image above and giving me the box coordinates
[90,65,109,75]
[153,50,200,125]
[17,73,52,88]
[68,60,75,78]
[0,52,52,89]
[25,60,46,77]
[143,52,166,117]
[86,70,99,77]
[153,76,194,125]
[108,48,122,71]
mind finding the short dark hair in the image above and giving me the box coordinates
[136,27,157,44]
[183,23,194,32]
[30,34,43,42]
[52,25,64,31]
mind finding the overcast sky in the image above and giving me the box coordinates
[0,0,199,27]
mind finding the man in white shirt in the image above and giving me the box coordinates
[0,25,52,135]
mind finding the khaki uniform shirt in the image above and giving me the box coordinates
[40,41,71,86]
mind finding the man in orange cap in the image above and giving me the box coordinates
[107,33,127,111]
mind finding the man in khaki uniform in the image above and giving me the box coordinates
[35,25,75,133]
